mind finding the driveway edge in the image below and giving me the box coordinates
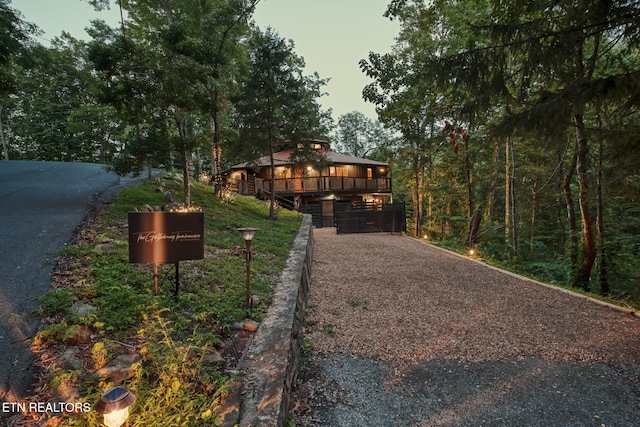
[238,214,314,426]
[416,238,640,319]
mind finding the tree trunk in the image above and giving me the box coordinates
[210,87,223,197]
[487,140,500,222]
[1,103,9,161]
[509,135,518,255]
[556,149,566,252]
[465,153,474,220]
[569,27,600,290]
[466,205,483,248]
[211,111,223,197]
[563,152,578,278]
[413,155,424,237]
[174,114,191,206]
[573,113,596,290]
[505,136,510,247]
[269,127,276,220]
[596,131,608,294]
[505,135,517,255]
[427,193,433,231]
[464,135,480,247]
[183,149,191,206]
[530,160,539,253]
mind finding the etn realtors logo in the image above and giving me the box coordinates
[2,401,92,414]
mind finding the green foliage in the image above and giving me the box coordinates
[34,177,302,425]
[37,288,74,317]
[0,0,38,98]
[37,321,80,343]
[5,35,121,162]
[5,0,330,199]
[90,341,109,370]
[117,312,230,427]
[232,27,332,218]
[517,262,571,285]
[363,0,640,305]
[333,111,395,159]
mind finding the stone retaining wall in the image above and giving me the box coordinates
[238,214,314,426]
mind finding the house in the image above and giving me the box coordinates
[223,140,393,228]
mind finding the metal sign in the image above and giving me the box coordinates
[128,211,204,264]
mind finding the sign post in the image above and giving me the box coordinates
[128,211,205,295]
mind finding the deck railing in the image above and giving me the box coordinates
[258,176,392,194]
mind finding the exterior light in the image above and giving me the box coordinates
[237,227,259,242]
[423,234,428,240]
[468,248,476,256]
[237,228,259,309]
[95,386,136,427]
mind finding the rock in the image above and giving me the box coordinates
[216,381,242,427]
[71,303,97,317]
[51,383,81,403]
[93,243,111,251]
[94,238,116,252]
[64,326,90,345]
[249,295,262,308]
[59,347,83,371]
[97,353,141,385]
[243,319,259,332]
[203,350,225,365]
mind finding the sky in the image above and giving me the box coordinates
[10,0,400,122]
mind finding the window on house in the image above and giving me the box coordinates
[333,166,348,177]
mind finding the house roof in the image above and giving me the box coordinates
[228,149,388,171]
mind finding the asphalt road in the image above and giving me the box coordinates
[0,161,135,405]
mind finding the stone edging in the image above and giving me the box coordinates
[237,214,314,426]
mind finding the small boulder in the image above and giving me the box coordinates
[64,326,90,345]
[243,319,259,332]
[97,353,141,385]
[51,383,80,403]
[59,347,83,371]
[203,350,225,365]
[71,303,97,317]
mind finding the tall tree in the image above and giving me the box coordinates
[0,0,37,160]
[361,8,484,240]
[235,27,330,219]
[87,0,261,203]
[200,0,260,196]
[334,111,370,157]
[7,34,118,162]
[87,20,170,177]
[380,0,640,290]
[333,111,394,159]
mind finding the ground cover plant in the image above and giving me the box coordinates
[28,175,302,426]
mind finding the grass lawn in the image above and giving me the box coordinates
[29,174,303,426]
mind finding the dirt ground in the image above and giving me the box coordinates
[289,229,640,426]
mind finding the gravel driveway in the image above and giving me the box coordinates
[290,229,640,426]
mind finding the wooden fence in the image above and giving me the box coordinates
[335,203,406,234]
